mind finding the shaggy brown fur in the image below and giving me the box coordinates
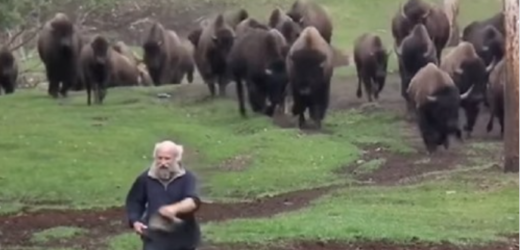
[268,8,302,45]
[0,46,18,95]
[223,8,250,29]
[392,0,450,62]
[37,12,83,98]
[142,22,183,85]
[287,26,334,129]
[353,33,390,102]
[486,58,506,135]
[286,0,333,44]
[112,41,153,86]
[80,35,140,105]
[195,14,237,96]
[175,37,196,84]
[187,27,203,48]
[228,28,290,117]
[408,63,456,107]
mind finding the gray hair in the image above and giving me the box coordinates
[152,140,184,162]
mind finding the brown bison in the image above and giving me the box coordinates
[287,26,334,129]
[463,12,505,39]
[268,7,302,45]
[37,13,83,98]
[286,0,333,44]
[228,28,290,117]
[196,13,244,97]
[142,21,185,86]
[440,41,497,137]
[176,38,196,84]
[391,0,450,62]
[235,18,270,37]
[223,8,250,29]
[79,35,141,105]
[407,63,473,153]
[112,41,154,86]
[462,23,505,67]
[486,58,506,136]
[0,47,18,95]
[353,33,391,102]
[395,23,438,115]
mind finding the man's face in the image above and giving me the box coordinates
[154,147,178,180]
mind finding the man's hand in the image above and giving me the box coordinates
[159,205,177,219]
[133,221,148,235]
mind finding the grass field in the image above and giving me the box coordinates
[0,0,518,250]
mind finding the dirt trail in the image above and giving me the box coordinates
[0,185,337,248]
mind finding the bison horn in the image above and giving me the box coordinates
[423,42,434,59]
[482,46,489,51]
[460,85,474,100]
[265,69,273,75]
[454,67,463,75]
[426,95,437,102]
[394,42,402,57]
[421,9,431,19]
[485,57,497,73]
[400,4,407,19]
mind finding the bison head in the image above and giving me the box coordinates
[401,0,431,25]
[279,20,302,45]
[50,17,75,50]
[453,58,497,102]
[187,28,203,48]
[289,48,327,95]
[373,49,391,91]
[477,26,505,65]
[212,27,235,57]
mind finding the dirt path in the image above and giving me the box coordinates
[0,185,338,248]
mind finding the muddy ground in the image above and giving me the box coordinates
[2,1,518,250]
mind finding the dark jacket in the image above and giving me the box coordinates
[125,168,202,249]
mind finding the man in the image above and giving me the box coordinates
[125,140,202,250]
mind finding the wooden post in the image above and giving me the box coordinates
[503,0,519,173]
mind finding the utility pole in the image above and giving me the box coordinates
[503,0,519,173]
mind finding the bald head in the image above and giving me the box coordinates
[151,140,184,181]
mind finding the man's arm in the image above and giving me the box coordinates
[163,172,202,216]
[125,174,147,228]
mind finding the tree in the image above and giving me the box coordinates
[503,0,519,173]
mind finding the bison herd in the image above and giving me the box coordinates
[0,0,511,154]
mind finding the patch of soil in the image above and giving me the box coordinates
[0,185,338,248]
[338,144,467,185]
[205,236,519,250]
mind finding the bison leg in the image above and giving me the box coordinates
[247,84,265,113]
[418,110,438,154]
[362,76,373,102]
[356,69,363,98]
[486,109,495,133]
[0,80,14,95]
[235,77,247,117]
[217,76,228,97]
[46,68,60,99]
[461,101,480,138]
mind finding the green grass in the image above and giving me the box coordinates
[0,86,407,207]
[31,226,87,244]
[203,172,519,244]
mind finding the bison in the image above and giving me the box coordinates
[142,21,185,86]
[486,58,506,136]
[0,47,18,95]
[443,0,460,46]
[112,41,153,86]
[407,63,473,153]
[268,7,302,45]
[353,33,391,102]
[287,26,334,129]
[187,27,203,49]
[195,13,244,97]
[176,38,196,84]
[79,35,141,105]
[286,0,333,44]
[394,23,438,115]
[462,24,505,67]
[228,28,290,117]
[37,13,83,98]
[463,12,505,40]
[391,0,450,62]
[440,41,497,137]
